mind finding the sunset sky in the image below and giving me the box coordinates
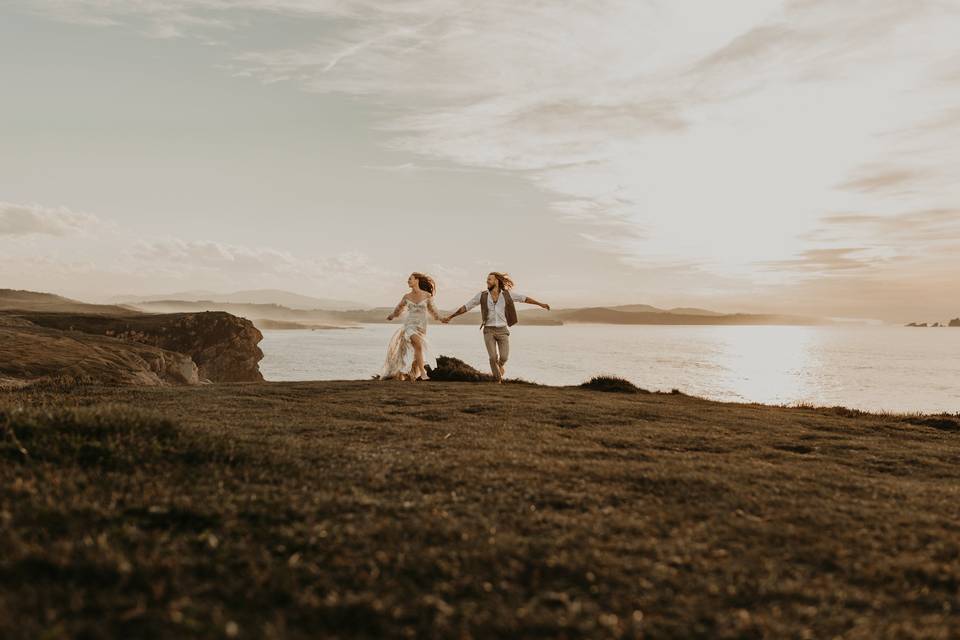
[2,1,959,321]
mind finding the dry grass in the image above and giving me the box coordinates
[2,381,960,639]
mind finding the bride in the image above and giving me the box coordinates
[380,272,442,381]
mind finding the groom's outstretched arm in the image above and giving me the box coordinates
[443,292,482,323]
[520,295,550,311]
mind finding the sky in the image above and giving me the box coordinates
[1,0,959,321]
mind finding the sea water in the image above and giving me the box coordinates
[259,324,960,414]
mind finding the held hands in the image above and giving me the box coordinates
[441,316,451,324]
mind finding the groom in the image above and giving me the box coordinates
[442,272,550,383]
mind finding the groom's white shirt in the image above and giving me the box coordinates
[463,290,527,327]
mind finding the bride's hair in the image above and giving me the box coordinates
[411,272,436,295]
[489,272,514,291]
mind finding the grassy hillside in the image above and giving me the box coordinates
[0,289,136,315]
[2,381,959,638]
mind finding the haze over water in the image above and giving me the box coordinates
[261,325,960,415]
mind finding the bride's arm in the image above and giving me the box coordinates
[386,297,407,321]
[427,296,443,322]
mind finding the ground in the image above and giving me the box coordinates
[2,381,959,639]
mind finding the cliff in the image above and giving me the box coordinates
[16,311,264,383]
[0,315,199,387]
[0,289,264,386]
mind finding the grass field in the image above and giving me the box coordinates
[2,380,960,638]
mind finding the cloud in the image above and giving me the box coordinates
[761,247,877,273]
[12,0,345,34]
[128,237,385,280]
[218,0,960,287]
[361,162,502,174]
[835,168,926,194]
[0,202,100,236]
[821,209,960,244]
[12,0,960,319]
[0,195,396,303]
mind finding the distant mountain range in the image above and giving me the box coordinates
[109,289,365,311]
[2,288,831,328]
[604,304,725,317]
[554,307,824,326]
[124,297,828,328]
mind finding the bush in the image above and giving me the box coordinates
[904,416,960,432]
[580,375,648,394]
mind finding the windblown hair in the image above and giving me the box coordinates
[411,272,436,295]
[489,272,514,291]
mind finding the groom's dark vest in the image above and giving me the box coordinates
[480,290,518,327]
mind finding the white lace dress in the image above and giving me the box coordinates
[380,297,438,379]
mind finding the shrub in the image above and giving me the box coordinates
[580,375,647,394]
[904,416,960,432]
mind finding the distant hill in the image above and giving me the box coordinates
[128,301,562,327]
[604,304,665,314]
[111,289,365,311]
[666,307,726,317]
[604,304,727,317]
[0,289,137,315]
[555,307,826,326]
[129,300,347,325]
[9,289,829,328]
[129,298,826,327]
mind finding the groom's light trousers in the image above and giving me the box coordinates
[483,326,510,379]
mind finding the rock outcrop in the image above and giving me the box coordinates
[18,311,264,383]
[950,318,960,327]
[426,356,498,382]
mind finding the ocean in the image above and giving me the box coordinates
[259,324,960,414]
